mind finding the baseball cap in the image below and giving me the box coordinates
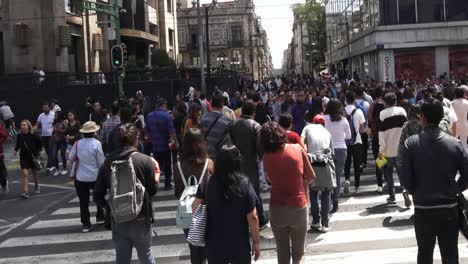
[313,115,326,126]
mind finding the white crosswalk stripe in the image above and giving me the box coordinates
[1,165,468,264]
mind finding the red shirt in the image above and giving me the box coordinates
[287,131,305,149]
[263,144,307,208]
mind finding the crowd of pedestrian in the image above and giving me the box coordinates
[0,73,468,263]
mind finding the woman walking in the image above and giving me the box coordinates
[324,99,351,213]
[51,112,68,176]
[14,120,42,198]
[182,104,202,136]
[302,115,336,232]
[174,128,214,264]
[260,122,315,264]
[192,145,261,263]
[69,121,105,232]
[65,111,81,148]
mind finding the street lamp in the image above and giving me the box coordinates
[216,52,228,70]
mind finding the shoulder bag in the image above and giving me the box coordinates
[69,140,80,179]
[187,176,210,247]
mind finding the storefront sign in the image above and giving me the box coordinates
[384,56,391,81]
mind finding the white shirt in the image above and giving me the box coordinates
[324,115,351,149]
[301,124,333,154]
[69,138,105,182]
[0,105,14,120]
[345,105,365,145]
[37,111,55,137]
[452,98,468,137]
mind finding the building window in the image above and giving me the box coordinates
[395,49,435,83]
[167,0,173,14]
[169,29,174,47]
[150,23,159,36]
[379,0,398,25]
[231,26,242,47]
[65,0,81,14]
[446,0,468,21]
[398,0,416,24]
[417,0,444,23]
[192,56,200,66]
[191,33,198,49]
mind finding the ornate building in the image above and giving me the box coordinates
[177,0,273,80]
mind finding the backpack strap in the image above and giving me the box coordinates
[198,160,209,185]
[177,161,188,188]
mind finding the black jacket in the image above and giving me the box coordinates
[94,147,158,221]
[401,126,468,207]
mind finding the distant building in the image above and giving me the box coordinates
[0,0,179,75]
[325,0,468,82]
[177,0,273,80]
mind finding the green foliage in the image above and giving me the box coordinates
[293,0,327,73]
[151,49,176,67]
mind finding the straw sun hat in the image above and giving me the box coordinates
[79,121,100,133]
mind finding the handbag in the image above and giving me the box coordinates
[22,139,43,170]
[187,177,210,247]
[457,188,468,240]
[69,140,80,179]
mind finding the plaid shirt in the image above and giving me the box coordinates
[145,109,175,152]
[100,115,121,144]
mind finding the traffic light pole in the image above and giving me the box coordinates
[83,0,124,97]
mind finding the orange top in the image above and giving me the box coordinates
[182,118,199,136]
[263,144,308,208]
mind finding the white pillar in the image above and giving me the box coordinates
[435,46,450,78]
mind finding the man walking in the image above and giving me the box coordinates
[200,95,232,160]
[451,87,468,153]
[94,123,159,264]
[401,98,468,264]
[35,102,55,171]
[378,92,410,206]
[231,101,269,228]
[145,98,178,190]
[100,102,121,154]
[344,91,365,194]
[291,89,311,135]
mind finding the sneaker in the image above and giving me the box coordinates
[377,186,383,194]
[48,166,56,172]
[82,224,92,233]
[330,200,339,214]
[344,180,350,195]
[310,223,322,231]
[53,170,60,176]
[354,187,360,194]
[34,189,40,194]
[321,225,331,233]
[259,213,270,230]
[20,193,30,199]
[403,191,412,208]
[60,170,68,175]
[96,217,105,224]
[386,196,396,204]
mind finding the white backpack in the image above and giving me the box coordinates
[175,160,208,229]
[109,152,146,224]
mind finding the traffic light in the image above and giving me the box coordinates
[111,45,123,69]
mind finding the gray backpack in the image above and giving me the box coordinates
[109,152,146,223]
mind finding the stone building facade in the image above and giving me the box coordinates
[177,0,273,80]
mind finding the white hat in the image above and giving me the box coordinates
[79,121,100,133]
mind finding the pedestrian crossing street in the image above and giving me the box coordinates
[1,165,468,264]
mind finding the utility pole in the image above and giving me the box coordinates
[205,7,210,79]
[329,35,333,75]
[300,17,304,77]
[196,0,206,95]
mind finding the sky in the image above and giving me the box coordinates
[201,0,306,69]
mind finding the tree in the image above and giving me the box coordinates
[151,49,176,67]
[293,0,327,73]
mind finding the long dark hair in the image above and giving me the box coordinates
[326,99,344,122]
[259,122,288,153]
[181,128,208,164]
[305,96,324,123]
[214,145,245,201]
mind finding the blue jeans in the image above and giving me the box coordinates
[51,140,67,170]
[112,219,156,264]
[383,157,399,197]
[310,189,331,226]
[333,149,347,203]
